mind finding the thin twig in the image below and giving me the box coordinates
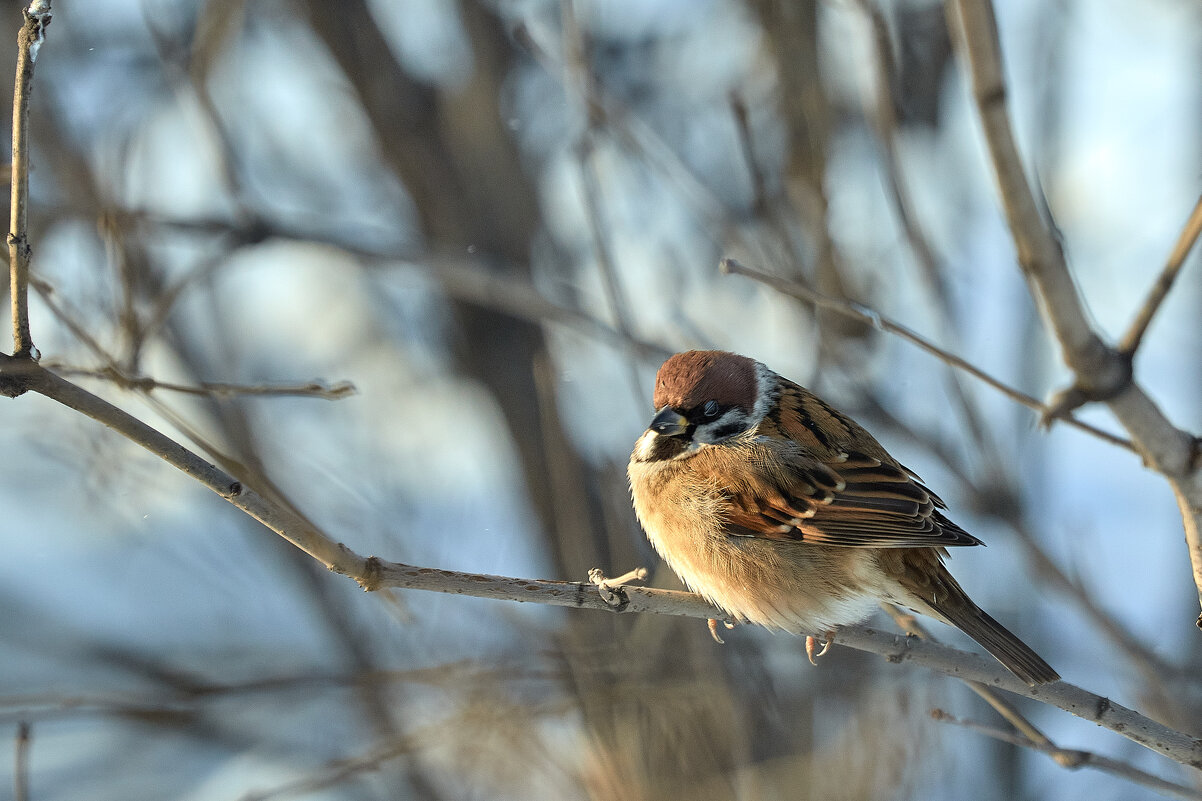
[45,365,357,400]
[8,1,51,358]
[729,91,771,217]
[1119,193,1202,356]
[932,710,1202,801]
[14,721,30,801]
[854,0,948,307]
[239,737,416,801]
[868,395,1182,688]
[719,257,1133,451]
[563,0,657,402]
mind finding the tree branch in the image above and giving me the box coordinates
[13,721,30,801]
[946,0,1202,624]
[933,710,1202,801]
[7,1,49,360]
[1119,193,1202,357]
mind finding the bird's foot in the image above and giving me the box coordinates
[805,630,836,666]
[587,567,648,608]
[707,617,736,644]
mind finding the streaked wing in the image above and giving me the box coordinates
[721,450,980,547]
[720,380,981,548]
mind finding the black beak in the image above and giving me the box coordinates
[649,407,689,438]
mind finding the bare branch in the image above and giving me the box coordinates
[720,257,1133,450]
[45,365,357,400]
[239,737,416,801]
[423,257,669,361]
[933,710,1202,801]
[13,721,30,801]
[1120,193,1202,356]
[946,0,1202,622]
[854,0,948,307]
[7,1,51,360]
[944,0,1100,367]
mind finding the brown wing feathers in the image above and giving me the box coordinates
[723,381,981,548]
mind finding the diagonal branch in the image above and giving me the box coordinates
[933,710,1202,801]
[946,0,1202,624]
[1119,193,1202,356]
[0,356,370,581]
[720,257,1132,450]
[885,605,1199,799]
[13,721,30,801]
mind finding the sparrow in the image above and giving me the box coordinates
[627,350,1058,685]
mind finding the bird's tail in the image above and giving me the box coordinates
[931,596,1060,685]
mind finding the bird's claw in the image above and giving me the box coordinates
[805,631,835,666]
[707,617,736,644]
[587,567,647,608]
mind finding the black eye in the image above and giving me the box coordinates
[702,401,721,419]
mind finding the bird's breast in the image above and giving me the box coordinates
[628,455,879,632]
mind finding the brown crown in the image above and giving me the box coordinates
[652,350,757,412]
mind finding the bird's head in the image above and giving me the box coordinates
[632,350,774,462]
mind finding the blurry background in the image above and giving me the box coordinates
[1,0,1200,798]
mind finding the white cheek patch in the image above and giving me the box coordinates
[632,430,660,462]
[751,361,778,424]
[633,429,700,461]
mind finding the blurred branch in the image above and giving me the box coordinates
[425,258,669,360]
[563,1,654,402]
[239,737,416,801]
[28,277,357,400]
[13,721,30,801]
[855,0,947,307]
[931,710,1202,801]
[1119,193,1202,356]
[729,91,772,218]
[7,1,51,360]
[946,0,1202,625]
[513,20,730,245]
[720,257,1133,450]
[44,365,357,400]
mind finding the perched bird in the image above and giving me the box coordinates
[627,350,1058,685]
